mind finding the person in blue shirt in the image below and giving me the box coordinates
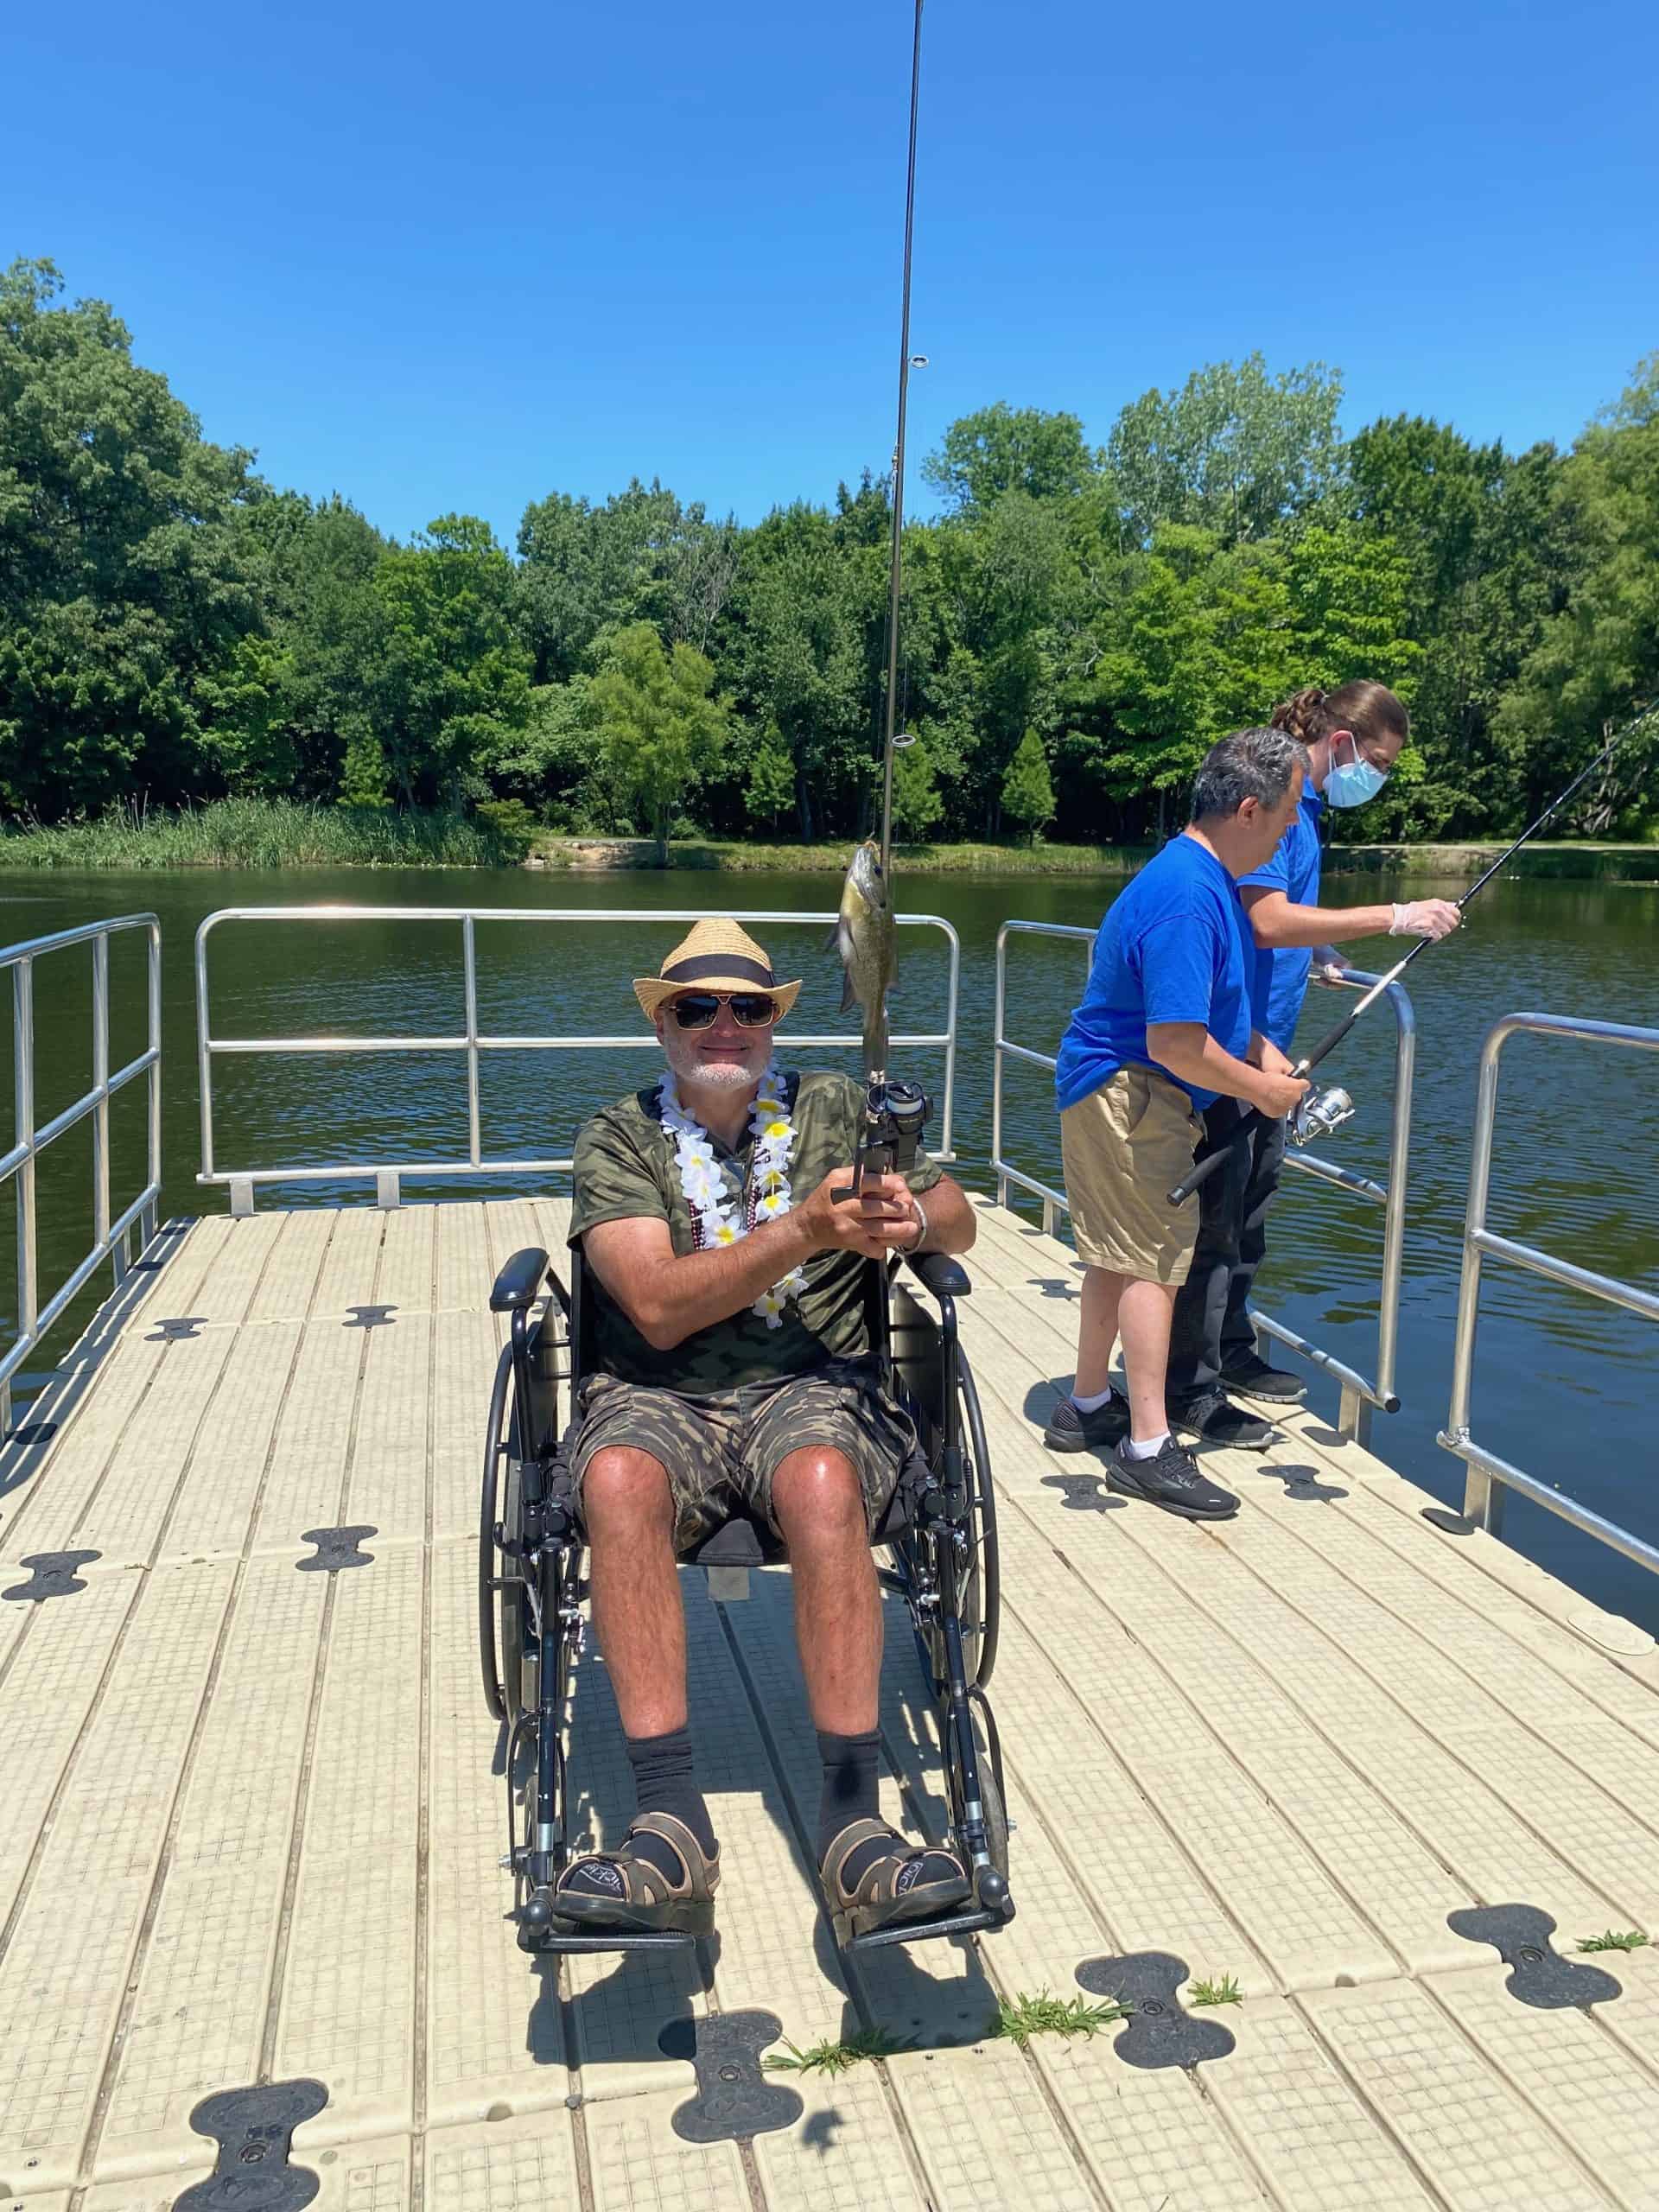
[1045,727,1310,1519]
[1165,682,1460,1439]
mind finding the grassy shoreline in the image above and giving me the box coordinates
[529,834,1659,883]
[1,802,1655,881]
[0,798,517,870]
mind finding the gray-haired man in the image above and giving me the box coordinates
[1044,728,1311,1516]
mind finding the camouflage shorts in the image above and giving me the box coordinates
[568,1357,920,1554]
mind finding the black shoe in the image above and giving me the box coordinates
[1043,1390,1131,1452]
[1219,1351,1306,1404]
[1167,1390,1275,1452]
[1107,1437,1238,1521]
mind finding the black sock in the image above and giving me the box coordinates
[817,1727,963,1898]
[627,1726,717,1872]
[562,1725,716,1898]
[817,1727,882,1865]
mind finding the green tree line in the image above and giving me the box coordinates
[3,257,1655,853]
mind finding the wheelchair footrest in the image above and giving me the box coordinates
[839,1900,1012,1955]
[517,1920,701,1956]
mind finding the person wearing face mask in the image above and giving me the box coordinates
[1161,682,1461,1441]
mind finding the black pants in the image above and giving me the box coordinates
[1166,1100,1288,1402]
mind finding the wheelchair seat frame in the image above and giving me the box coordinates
[479,1235,1012,1958]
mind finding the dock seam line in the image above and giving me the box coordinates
[257,1215,386,2082]
[1197,1471,1659,1900]
[712,1599,938,2212]
[408,1221,438,2212]
[1414,1961,1659,2205]
[1282,1990,1464,2212]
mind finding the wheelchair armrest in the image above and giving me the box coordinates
[903,1249,971,1300]
[490,1246,550,1313]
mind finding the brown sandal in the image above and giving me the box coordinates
[820,1817,970,1943]
[553,1810,720,1934]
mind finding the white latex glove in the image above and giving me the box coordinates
[1312,944,1350,981]
[1389,899,1461,941]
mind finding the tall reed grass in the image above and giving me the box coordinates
[0,798,516,870]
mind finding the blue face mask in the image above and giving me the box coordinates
[1323,737,1389,809]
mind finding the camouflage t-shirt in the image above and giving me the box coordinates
[568,1070,944,1392]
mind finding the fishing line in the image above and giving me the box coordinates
[877,0,925,879]
[1168,701,1658,1207]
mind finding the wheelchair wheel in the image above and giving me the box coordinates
[958,1352,1001,1689]
[902,1347,1001,1693]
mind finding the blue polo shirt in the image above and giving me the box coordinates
[1240,785,1325,1050]
[1055,832,1256,1112]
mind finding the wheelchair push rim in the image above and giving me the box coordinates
[479,1341,540,1726]
[479,1343,514,1720]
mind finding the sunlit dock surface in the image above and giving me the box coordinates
[4,1194,1659,2211]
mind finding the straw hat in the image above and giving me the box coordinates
[632,918,801,1022]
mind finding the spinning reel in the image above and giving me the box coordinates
[835,1076,931,1198]
[1290,1084,1355,1147]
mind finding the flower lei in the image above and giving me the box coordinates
[658,1063,809,1329]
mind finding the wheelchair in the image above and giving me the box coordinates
[478,1233,1012,1958]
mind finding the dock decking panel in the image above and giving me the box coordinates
[1,1194,1656,2209]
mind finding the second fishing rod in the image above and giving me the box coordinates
[1167,702,1656,1209]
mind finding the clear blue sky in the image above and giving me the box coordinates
[6,0,1655,545]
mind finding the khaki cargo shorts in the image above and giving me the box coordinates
[1060,1066,1203,1285]
[568,1357,919,1554]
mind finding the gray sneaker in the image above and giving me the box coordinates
[1107,1436,1239,1520]
[1043,1390,1130,1452]
[1220,1351,1306,1404]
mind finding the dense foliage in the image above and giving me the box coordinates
[3,257,1655,848]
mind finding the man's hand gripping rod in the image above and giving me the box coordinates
[1166,705,1655,1208]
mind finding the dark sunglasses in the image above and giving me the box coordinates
[670,991,779,1031]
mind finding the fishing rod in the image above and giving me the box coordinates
[1168,701,1657,1208]
[830,0,928,1200]
[877,0,925,883]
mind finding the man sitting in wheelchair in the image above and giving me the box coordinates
[552,918,979,1940]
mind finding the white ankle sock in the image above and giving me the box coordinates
[1071,1385,1116,1414]
[1122,1432,1171,1462]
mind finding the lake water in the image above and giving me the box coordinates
[3,862,1656,1630]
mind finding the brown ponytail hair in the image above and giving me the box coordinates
[1270,680,1408,751]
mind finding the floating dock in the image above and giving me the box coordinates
[3,1194,1658,2210]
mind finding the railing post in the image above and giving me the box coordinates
[462,912,482,1168]
[92,932,111,1265]
[1450,1026,1505,1528]
[195,916,216,1184]
[938,923,960,1162]
[1337,1383,1373,1450]
[147,919,162,1211]
[1373,982,1415,1411]
[14,958,36,1346]
[991,924,1007,1200]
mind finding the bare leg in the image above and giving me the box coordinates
[582,1446,686,1738]
[1072,1265,1124,1397]
[1116,1277,1179,1443]
[772,1446,881,1735]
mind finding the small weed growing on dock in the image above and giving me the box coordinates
[1189,1974,1243,2006]
[1577,1929,1649,1954]
[765,2028,910,2076]
[992,1990,1131,2049]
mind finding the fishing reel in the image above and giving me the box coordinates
[834,1076,931,1198]
[1290,1084,1356,1147]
